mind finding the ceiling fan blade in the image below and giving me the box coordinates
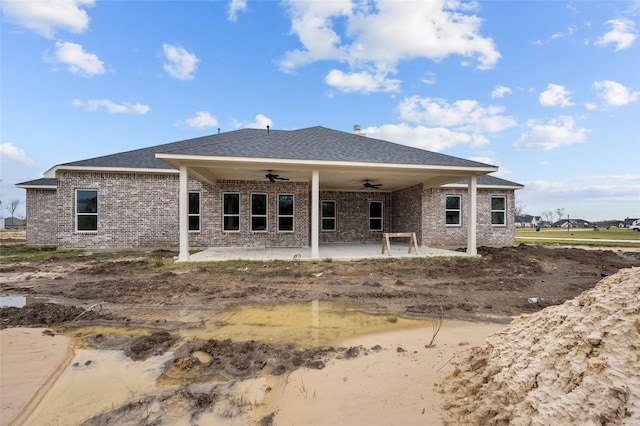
[266,170,289,182]
[363,180,381,189]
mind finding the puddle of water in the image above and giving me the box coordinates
[74,300,426,348]
[23,349,174,426]
[0,294,54,308]
[0,294,27,308]
[27,301,429,425]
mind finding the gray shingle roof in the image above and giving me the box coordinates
[453,175,524,187]
[15,178,57,187]
[62,126,494,169]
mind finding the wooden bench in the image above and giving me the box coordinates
[382,232,419,255]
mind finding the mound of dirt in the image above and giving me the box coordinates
[0,303,118,329]
[441,267,640,425]
[165,338,374,381]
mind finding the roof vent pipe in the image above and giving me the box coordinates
[218,128,220,134]
[354,124,361,134]
[267,125,270,134]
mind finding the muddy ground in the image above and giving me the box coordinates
[2,243,640,326]
[2,238,640,424]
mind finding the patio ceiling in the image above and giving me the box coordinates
[156,154,498,191]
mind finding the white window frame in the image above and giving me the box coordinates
[369,201,383,231]
[445,195,462,226]
[188,191,201,232]
[75,189,98,232]
[491,195,507,226]
[222,192,240,232]
[251,193,268,233]
[277,194,295,233]
[321,200,336,231]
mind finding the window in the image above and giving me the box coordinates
[491,196,506,226]
[188,192,201,232]
[445,195,461,225]
[223,193,240,231]
[321,200,336,231]
[369,201,383,231]
[278,194,294,232]
[251,193,268,232]
[76,189,98,231]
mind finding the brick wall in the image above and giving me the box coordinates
[391,184,423,244]
[423,187,515,248]
[56,172,181,249]
[25,189,57,245]
[318,191,391,243]
[28,171,515,250]
[208,180,310,247]
[54,173,310,249]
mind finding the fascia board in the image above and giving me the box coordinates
[15,184,57,190]
[442,183,525,190]
[43,165,178,178]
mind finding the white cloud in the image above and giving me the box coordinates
[162,43,199,80]
[595,19,637,51]
[246,114,273,129]
[228,0,247,22]
[397,96,516,133]
[278,0,500,92]
[593,80,640,106]
[539,83,573,107]
[324,69,400,93]
[51,41,104,76]
[534,24,577,45]
[362,123,487,152]
[0,143,35,166]
[421,72,437,85]
[185,111,218,128]
[72,99,150,114]
[1,0,93,38]
[513,116,589,150]
[491,85,511,98]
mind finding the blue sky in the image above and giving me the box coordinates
[1,0,639,222]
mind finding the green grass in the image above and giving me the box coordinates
[0,245,86,261]
[515,227,640,247]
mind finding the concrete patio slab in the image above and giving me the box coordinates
[186,243,475,262]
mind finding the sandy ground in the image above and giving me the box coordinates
[264,321,504,425]
[0,329,72,426]
[0,322,502,426]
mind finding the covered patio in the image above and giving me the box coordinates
[188,242,476,262]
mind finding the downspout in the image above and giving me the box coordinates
[466,175,478,256]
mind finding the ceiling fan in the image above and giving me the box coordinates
[363,179,382,189]
[266,170,289,183]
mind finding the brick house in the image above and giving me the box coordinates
[16,126,523,261]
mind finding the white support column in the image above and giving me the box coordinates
[311,170,320,259]
[178,165,190,262]
[467,175,478,256]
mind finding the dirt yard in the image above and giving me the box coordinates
[2,234,640,425]
[3,243,639,325]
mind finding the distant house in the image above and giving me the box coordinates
[4,217,26,229]
[16,125,524,260]
[515,215,541,228]
[619,218,640,227]
[553,219,591,228]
